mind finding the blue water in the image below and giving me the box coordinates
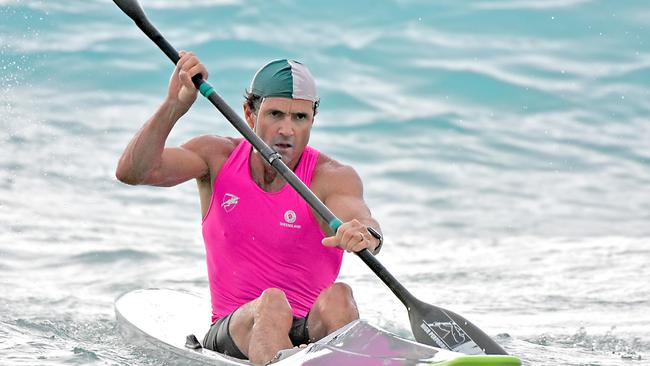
[1,0,649,364]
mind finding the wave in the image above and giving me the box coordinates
[528,326,646,360]
[68,249,159,264]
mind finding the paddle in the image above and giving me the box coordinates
[112,0,507,355]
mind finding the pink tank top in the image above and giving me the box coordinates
[202,140,343,322]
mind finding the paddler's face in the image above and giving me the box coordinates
[245,97,314,167]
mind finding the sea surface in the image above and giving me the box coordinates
[1,0,649,365]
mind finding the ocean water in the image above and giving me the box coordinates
[1,0,649,365]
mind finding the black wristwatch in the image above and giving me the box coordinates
[366,227,383,253]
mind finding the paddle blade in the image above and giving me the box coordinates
[408,298,507,355]
[113,0,148,23]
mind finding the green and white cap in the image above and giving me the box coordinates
[249,59,319,103]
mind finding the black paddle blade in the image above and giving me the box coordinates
[408,298,507,355]
[113,0,148,23]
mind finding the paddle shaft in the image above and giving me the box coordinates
[112,0,510,356]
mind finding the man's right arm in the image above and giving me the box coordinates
[115,100,209,187]
[115,51,211,187]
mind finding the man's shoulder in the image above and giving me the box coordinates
[183,135,242,158]
[313,153,362,194]
[315,153,358,175]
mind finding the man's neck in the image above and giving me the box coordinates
[249,152,290,192]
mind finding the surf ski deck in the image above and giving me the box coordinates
[115,288,520,365]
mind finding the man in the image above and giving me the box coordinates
[116,52,382,365]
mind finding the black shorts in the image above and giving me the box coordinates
[202,311,310,360]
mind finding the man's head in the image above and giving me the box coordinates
[243,60,320,167]
[244,59,319,116]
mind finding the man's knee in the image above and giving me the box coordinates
[254,288,293,323]
[318,283,358,315]
[309,283,359,339]
[325,282,353,298]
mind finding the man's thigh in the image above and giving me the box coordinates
[226,300,256,356]
[203,309,248,359]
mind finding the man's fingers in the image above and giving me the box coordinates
[181,56,199,71]
[351,243,366,253]
[322,229,348,249]
[321,236,338,247]
[351,232,368,252]
[322,220,370,252]
[177,52,200,75]
[175,52,208,89]
[188,64,208,81]
[179,70,194,88]
[176,51,192,69]
[340,228,357,246]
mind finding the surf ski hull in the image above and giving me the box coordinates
[115,288,520,365]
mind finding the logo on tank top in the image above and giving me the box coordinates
[221,193,239,212]
[280,209,301,229]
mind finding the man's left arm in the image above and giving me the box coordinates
[320,164,383,255]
